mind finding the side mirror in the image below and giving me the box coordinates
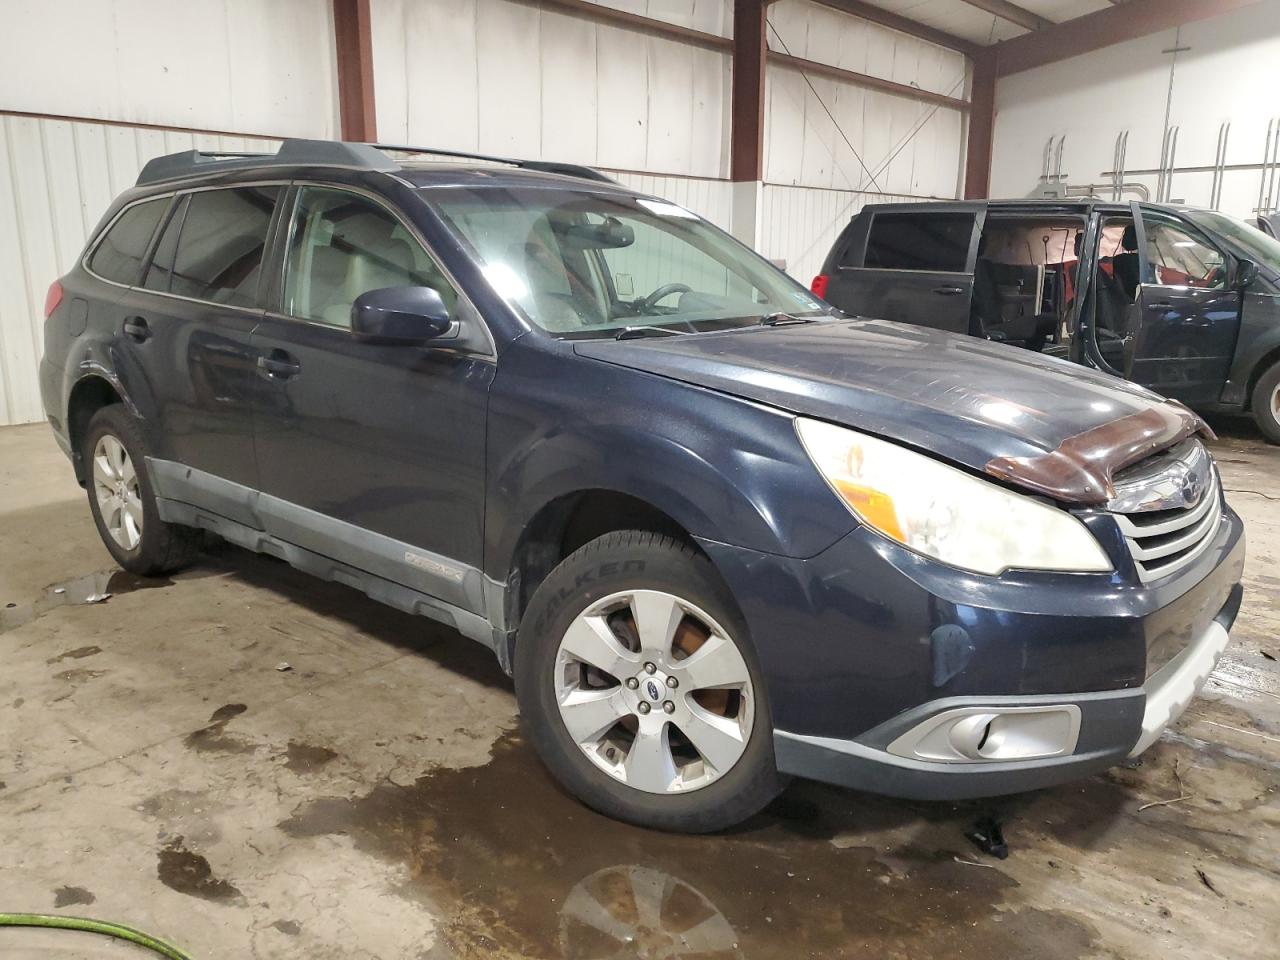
[351,286,454,343]
[1236,259,1259,290]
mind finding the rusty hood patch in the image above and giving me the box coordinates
[984,403,1214,505]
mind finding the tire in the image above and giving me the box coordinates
[82,405,201,576]
[514,531,784,833]
[1251,362,1280,445]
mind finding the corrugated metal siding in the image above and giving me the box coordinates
[759,184,927,284]
[607,171,734,231]
[0,114,279,426]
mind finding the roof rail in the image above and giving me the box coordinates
[135,140,398,186]
[369,143,619,184]
[135,138,618,187]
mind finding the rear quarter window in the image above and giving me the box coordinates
[863,212,973,272]
[88,197,168,285]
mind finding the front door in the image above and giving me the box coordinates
[824,203,986,335]
[250,185,495,613]
[1127,205,1242,406]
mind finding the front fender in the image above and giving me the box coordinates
[483,340,856,582]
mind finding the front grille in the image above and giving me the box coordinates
[1112,466,1222,583]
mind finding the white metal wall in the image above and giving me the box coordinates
[990,0,1280,218]
[765,0,968,198]
[371,0,732,179]
[0,0,338,140]
[0,115,279,427]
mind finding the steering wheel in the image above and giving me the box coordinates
[639,283,692,312]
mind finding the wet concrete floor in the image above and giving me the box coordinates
[0,418,1277,959]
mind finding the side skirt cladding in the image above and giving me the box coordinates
[148,459,505,659]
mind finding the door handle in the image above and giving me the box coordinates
[1148,301,1174,310]
[122,316,151,342]
[257,350,301,379]
[932,285,964,296]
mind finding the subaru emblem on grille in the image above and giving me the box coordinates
[1179,467,1205,507]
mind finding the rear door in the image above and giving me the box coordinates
[96,185,279,525]
[131,185,281,504]
[822,203,986,335]
[1127,204,1242,405]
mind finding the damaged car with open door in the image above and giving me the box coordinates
[814,199,1280,442]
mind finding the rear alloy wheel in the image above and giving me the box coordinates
[1253,362,1280,444]
[92,433,144,551]
[82,405,201,576]
[516,531,783,832]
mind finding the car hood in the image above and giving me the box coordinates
[574,319,1208,504]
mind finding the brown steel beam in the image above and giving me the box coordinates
[963,53,996,198]
[333,0,377,141]
[811,0,982,57]
[959,0,1052,33]
[731,0,769,182]
[768,51,971,111]
[531,0,731,51]
[992,0,1262,76]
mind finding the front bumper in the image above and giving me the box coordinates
[698,499,1245,800]
[771,601,1236,800]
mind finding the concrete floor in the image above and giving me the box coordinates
[0,419,1277,960]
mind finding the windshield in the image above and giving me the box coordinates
[423,186,829,337]
[1191,210,1280,268]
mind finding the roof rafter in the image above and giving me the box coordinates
[991,0,1263,75]
[811,0,982,57]
[959,0,1053,33]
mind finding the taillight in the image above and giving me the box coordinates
[44,280,64,318]
[810,274,829,299]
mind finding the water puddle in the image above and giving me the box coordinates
[279,733,1103,960]
[1,568,171,634]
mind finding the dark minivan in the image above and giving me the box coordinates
[814,200,1280,442]
[41,142,1244,832]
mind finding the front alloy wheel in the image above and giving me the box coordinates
[554,589,755,794]
[515,531,783,833]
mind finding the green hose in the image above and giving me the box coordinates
[0,913,193,959]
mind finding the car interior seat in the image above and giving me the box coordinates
[1112,224,1141,301]
[306,211,417,326]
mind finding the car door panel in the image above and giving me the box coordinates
[250,184,494,609]
[824,203,986,335]
[111,189,275,492]
[1127,205,1242,406]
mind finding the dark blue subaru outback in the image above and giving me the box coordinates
[40,141,1244,832]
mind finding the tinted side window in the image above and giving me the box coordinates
[864,213,974,272]
[170,186,280,308]
[88,198,168,284]
[282,186,457,328]
[143,195,188,293]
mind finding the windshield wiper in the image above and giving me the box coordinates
[614,325,689,340]
[759,312,819,326]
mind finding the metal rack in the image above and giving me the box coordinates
[136,138,616,187]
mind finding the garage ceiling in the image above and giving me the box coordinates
[829,0,1122,46]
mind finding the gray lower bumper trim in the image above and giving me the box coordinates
[774,689,1145,801]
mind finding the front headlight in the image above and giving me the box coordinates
[796,418,1113,576]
